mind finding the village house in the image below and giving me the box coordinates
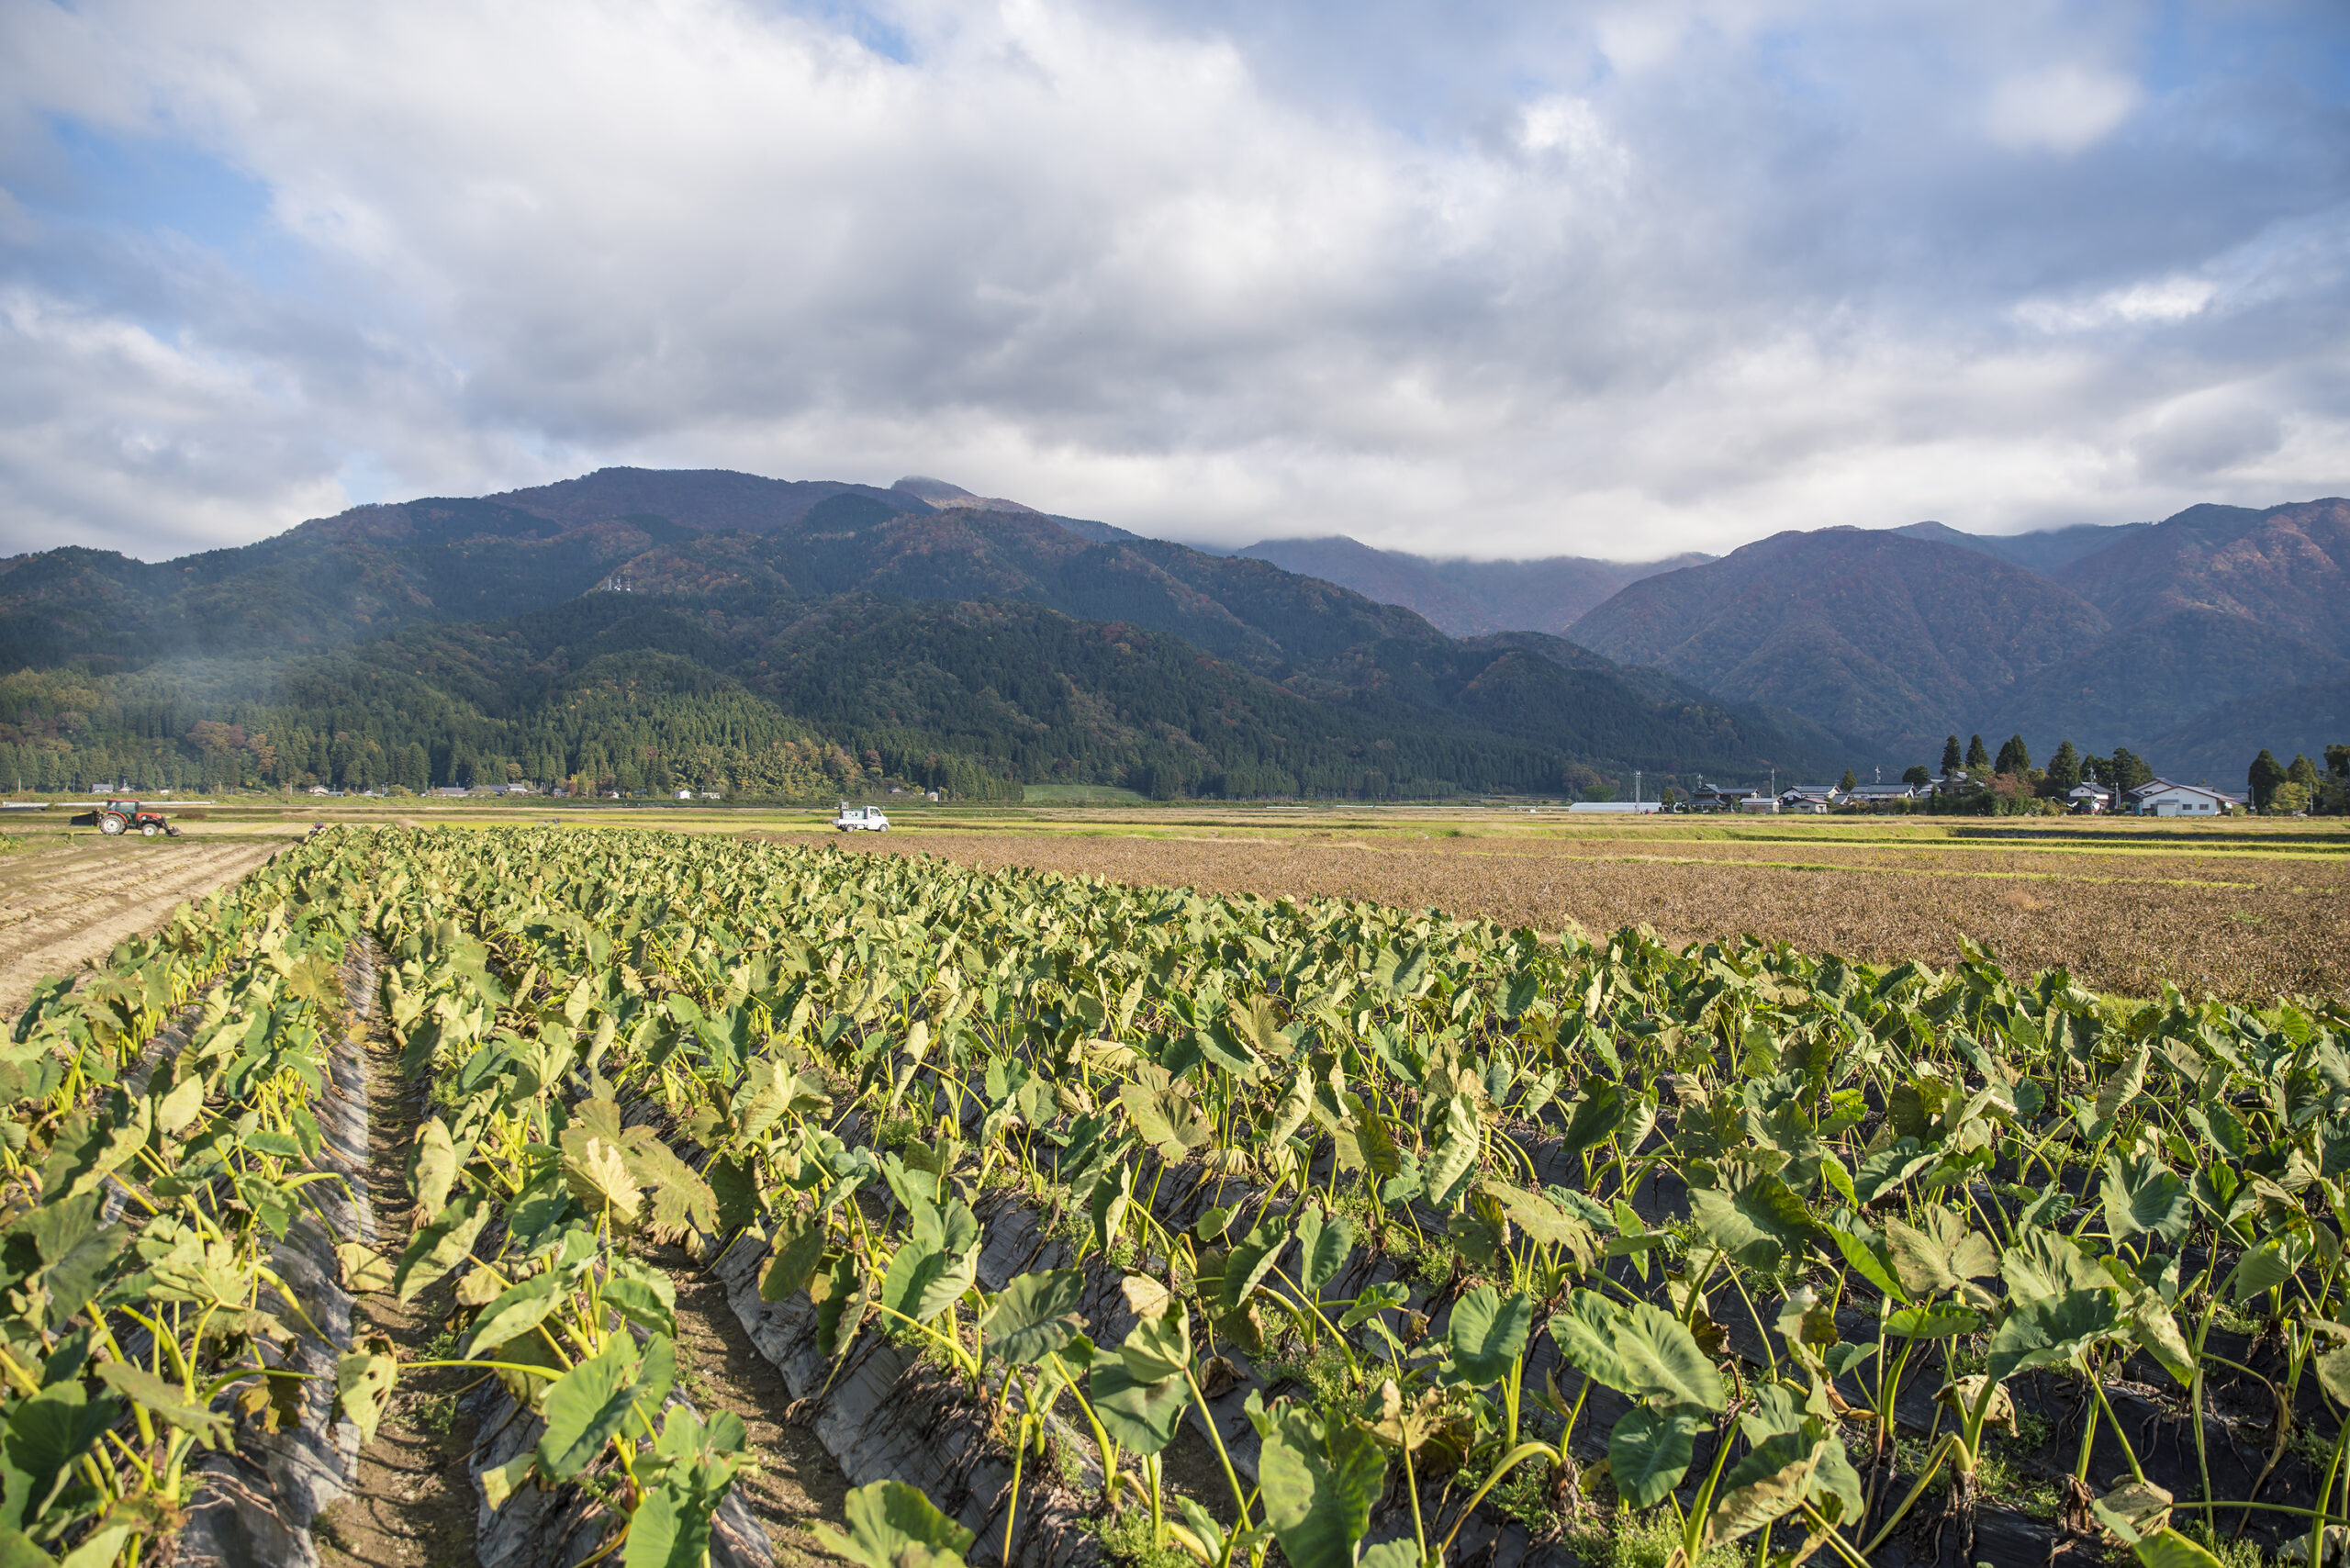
[1689,782,1764,812]
[2068,782,2113,814]
[1778,787,1837,814]
[2125,778,2244,817]
[1842,782,1919,811]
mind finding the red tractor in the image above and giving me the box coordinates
[70,799,182,838]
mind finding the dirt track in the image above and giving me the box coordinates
[0,834,288,1021]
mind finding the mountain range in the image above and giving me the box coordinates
[0,470,1856,801]
[4,468,2338,799]
[1254,501,2349,779]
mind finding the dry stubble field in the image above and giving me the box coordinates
[6,801,2341,1010]
[790,814,2349,1002]
[0,828,293,1017]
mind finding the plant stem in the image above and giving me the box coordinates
[1183,1367,1255,1525]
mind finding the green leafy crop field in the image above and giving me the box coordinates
[4,822,2343,1568]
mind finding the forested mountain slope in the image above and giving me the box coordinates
[0,470,1865,798]
[1567,529,2107,756]
[1567,500,2350,766]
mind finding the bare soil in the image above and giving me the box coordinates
[800,829,2350,1002]
[317,1002,852,1568]
[660,1246,854,1568]
[316,1022,483,1568]
[0,833,290,1019]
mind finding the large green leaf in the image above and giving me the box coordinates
[464,1273,563,1357]
[1292,1204,1355,1294]
[0,1383,120,1530]
[1219,1216,1291,1313]
[811,1480,973,1568]
[1445,1285,1531,1388]
[1118,1308,1192,1383]
[1557,1084,1626,1162]
[622,1479,713,1568]
[813,1253,867,1359]
[1882,1208,1998,1301]
[1852,1137,1934,1203]
[2101,1155,2192,1248]
[880,1236,976,1327]
[411,1115,458,1219]
[2000,1228,2111,1305]
[395,1192,488,1304]
[1985,1289,2120,1384]
[1088,1358,1192,1456]
[1608,1405,1700,1509]
[20,1193,129,1326]
[1703,1429,1820,1547]
[41,1107,148,1204]
[93,1361,229,1448]
[2228,1234,2305,1304]
[1827,1226,1908,1304]
[760,1219,829,1304]
[1120,1077,1212,1163]
[1691,1175,1814,1271]
[980,1271,1084,1366]
[2129,1529,2227,1568]
[537,1334,673,1482]
[1088,1167,1132,1254]
[1547,1291,1725,1411]
[1258,1405,1386,1568]
[1422,1096,1482,1211]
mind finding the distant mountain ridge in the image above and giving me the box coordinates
[1568,498,2350,769]
[0,467,1862,801]
[1890,519,2153,576]
[1567,529,2109,755]
[7,467,2336,795]
[1234,535,1708,637]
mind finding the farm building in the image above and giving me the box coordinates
[2068,783,2114,813]
[1843,783,1919,811]
[2125,779,2244,816]
[1690,783,1764,812]
[1568,801,1662,813]
[1779,788,1837,813]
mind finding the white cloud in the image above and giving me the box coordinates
[0,0,2343,564]
[2015,274,2219,333]
[1985,64,2140,154]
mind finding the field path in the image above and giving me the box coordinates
[0,834,289,1020]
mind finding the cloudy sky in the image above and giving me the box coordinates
[2,0,2345,562]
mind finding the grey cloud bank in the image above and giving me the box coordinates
[0,0,2344,562]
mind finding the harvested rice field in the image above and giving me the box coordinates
[791,814,2350,1002]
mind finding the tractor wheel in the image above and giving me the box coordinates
[140,822,160,837]
[166,826,182,837]
[99,812,127,835]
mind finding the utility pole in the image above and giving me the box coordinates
[1634,769,1640,804]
